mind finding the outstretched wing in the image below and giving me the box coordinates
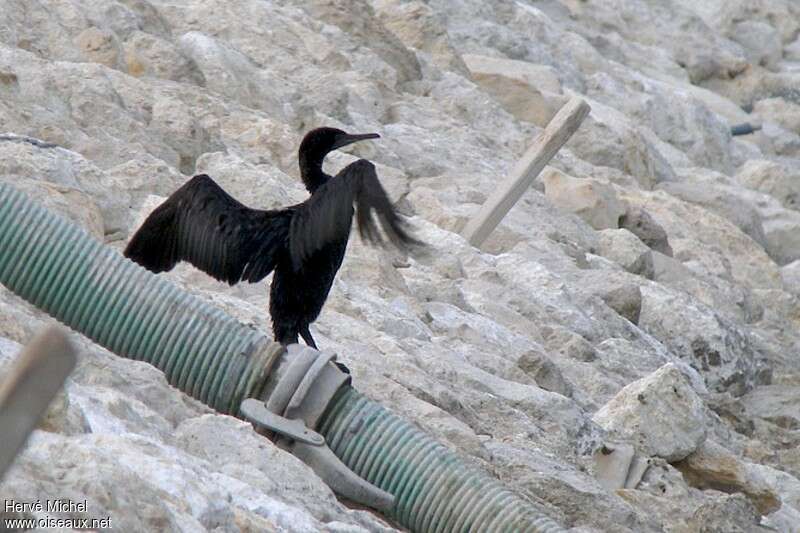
[124,174,291,285]
[289,159,419,270]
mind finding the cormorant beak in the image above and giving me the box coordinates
[332,132,380,150]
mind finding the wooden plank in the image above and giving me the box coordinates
[0,327,76,479]
[461,96,591,247]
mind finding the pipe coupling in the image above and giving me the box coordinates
[241,345,395,512]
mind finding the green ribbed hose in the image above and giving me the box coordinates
[321,387,565,533]
[0,182,567,532]
[0,182,275,415]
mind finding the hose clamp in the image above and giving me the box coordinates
[240,345,395,512]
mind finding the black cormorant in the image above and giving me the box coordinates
[124,127,419,349]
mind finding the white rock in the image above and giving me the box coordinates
[780,260,800,294]
[753,121,800,158]
[123,30,205,84]
[462,54,566,126]
[177,32,287,118]
[542,169,625,230]
[639,283,769,396]
[75,26,123,70]
[618,207,673,257]
[596,228,655,279]
[462,53,562,93]
[620,188,782,291]
[374,0,468,74]
[786,36,800,62]
[657,178,768,250]
[676,440,781,515]
[736,158,800,211]
[572,269,645,326]
[729,21,783,70]
[753,97,800,134]
[566,98,676,189]
[593,363,707,461]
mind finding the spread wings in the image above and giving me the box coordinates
[124,175,291,284]
[125,162,420,281]
[288,159,420,270]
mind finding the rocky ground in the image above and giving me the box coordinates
[0,0,799,531]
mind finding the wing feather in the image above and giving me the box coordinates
[124,174,290,285]
[288,159,420,270]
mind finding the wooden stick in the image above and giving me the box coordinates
[0,327,76,479]
[461,97,591,247]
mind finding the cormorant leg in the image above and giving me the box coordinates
[273,322,299,346]
[276,334,298,346]
[299,325,317,349]
[300,324,350,374]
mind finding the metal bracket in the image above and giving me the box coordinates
[240,399,323,446]
[241,345,395,512]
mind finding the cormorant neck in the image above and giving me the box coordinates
[299,151,331,194]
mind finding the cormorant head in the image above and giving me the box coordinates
[300,127,380,158]
[298,127,380,192]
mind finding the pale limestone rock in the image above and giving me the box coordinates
[675,440,781,515]
[657,77,750,125]
[752,194,800,265]
[763,502,800,533]
[575,270,643,324]
[0,135,109,237]
[123,30,204,84]
[565,0,748,84]
[729,21,783,70]
[542,169,625,230]
[786,36,800,62]
[639,284,769,396]
[729,138,764,168]
[596,228,654,279]
[650,251,691,283]
[674,0,800,45]
[515,347,574,398]
[462,54,567,126]
[749,463,800,512]
[298,0,421,85]
[688,493,772,533]
[373,0,468,74]
[618,207,673,257]
[665,169,800,266]
[1,430,386,533]
[132,194,167,236]
[0,335,390,532]
[102,153,186,236]
[753,97,800,134]
[657,179,768,250]
[593,363,707,462]
[177,32,287,119]
[540,326,597,363]
[736,158,800,211]
[583,71,735,174]
[780,260,800,294]
[566,99,676,189]
[741,384,800,434]
[753,121,800,158]
[75,26,122,69]
[620,189,782,291]
[462,54,562,95]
